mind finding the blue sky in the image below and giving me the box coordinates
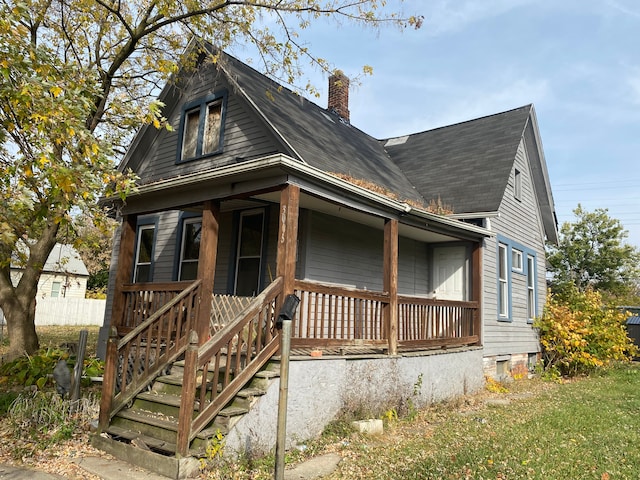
[240,0,640,247]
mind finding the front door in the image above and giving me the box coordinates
[432,246,467,301]
[234,209,265,296]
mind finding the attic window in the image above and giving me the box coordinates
[514,169,522,201]
[177,91,227,163]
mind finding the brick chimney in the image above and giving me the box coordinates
[328,71,350,122]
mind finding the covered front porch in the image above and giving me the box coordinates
[97,170,487,457]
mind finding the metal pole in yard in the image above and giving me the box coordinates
[274,294,300,480]
[71,329,88,402]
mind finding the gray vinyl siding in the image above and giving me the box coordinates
[302,212,430,294]
[304,212,383,290]
[128,63,283,186]
[398,237,430,296]
[483,139,547,357]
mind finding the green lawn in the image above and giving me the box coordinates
[322,364,640,480]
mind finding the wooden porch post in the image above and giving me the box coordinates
[471,241,482,344]
[99,214,136,430]
[276,184,300,296]
[110,215,137,330]
[196,200,220,344]
[384,218,399,355]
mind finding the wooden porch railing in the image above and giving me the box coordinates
[118,281,198,333]
[293,279,388,347]
[293,279,480,350]
[98,280,202,429]
[176,277,284,456]
[397,295,480,348]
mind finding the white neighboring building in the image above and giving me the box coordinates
[11,243,90,299]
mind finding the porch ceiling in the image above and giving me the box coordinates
[253,190,461,243]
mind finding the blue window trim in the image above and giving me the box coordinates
[526,254,537,324]
[173,211,202,281]
[175,90,228,164]
[133,215,159,283]
[497,241,512,322]
[496,235,537,323]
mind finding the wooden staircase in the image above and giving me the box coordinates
[93,277,285,479]
[98,359,280,456]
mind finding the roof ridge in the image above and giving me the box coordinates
[381,104,533,142]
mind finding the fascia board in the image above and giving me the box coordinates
[107,153,491,238]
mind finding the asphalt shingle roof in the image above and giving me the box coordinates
[221,54,425,204]
[382,105,532,214]
[221,53,535,216]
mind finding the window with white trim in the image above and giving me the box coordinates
[134,225,155,282]
[512,248,523,272]
[178,218,202,281]
[498,243,509,318]
[527,255,536,322]
[51,281,62,298]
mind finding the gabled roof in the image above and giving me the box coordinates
[382,105,532,215]
[44,244,89,276]
[118,48,556,242]
[11,243,89,276]
[218,53,425,204]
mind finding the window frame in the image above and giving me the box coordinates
[51,280,62,298]
[497,235,538,323]
[527,254,536,323]
[133,221,157,283]
[176,91,228,164]
[178,216,202,282]
[498,242,510,320]
[233,209,266,297]
[512,248,523,273]
[514,168,522,201]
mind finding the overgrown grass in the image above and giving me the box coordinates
[324,364,640,479]
[0,326,102,412]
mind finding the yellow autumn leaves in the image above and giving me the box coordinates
[535,287,637,376]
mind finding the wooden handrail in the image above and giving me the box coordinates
[118,280,202,348]
[99,279,202,429]
[397,294,479,309]
[176,277,285,455]
[292,280,481,350]
[294,279,389,302]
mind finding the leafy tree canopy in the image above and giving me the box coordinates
[547,204,640,303]
[0,0,421,358]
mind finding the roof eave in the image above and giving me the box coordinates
[104,153,492,239]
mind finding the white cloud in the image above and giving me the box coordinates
[413,0,536,36]
[603,0,640,19]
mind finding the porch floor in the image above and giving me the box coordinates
[274,344,481,361]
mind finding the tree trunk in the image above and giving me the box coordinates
[0,222,59,360]
[4,294,39,360]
